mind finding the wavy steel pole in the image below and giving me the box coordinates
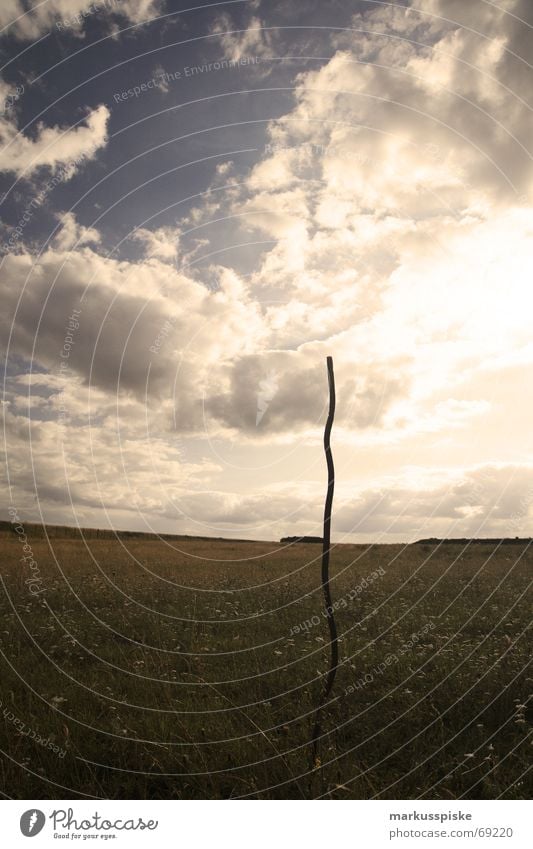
[311,355,338,770]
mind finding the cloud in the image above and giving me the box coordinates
[209,12,274,70]
[53,212,101,252]
[0,103,110,179]
[204,352,406,434]
[335,464,533,540]
[0,241,267,421]
[340,0,533,201]
[3,0,533,538]
[115,0,163,25]
[0,0,164,41]
[131,226,179,263]
[0,382,215,530]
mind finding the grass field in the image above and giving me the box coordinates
[0,531,531,799]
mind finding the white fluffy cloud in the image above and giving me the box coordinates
[53,211,101,251]
[131,226,179,263]
[210,13,274,63]
[0,103,109,178]
[0,0,164,40]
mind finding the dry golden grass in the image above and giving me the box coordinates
[0,533,531,799]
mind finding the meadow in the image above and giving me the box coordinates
[0,530,531,799]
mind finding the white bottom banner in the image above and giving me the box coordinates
[1,799,531,848]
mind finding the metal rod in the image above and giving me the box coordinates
[311,355,338,770]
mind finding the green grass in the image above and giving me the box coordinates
[0,534,531,799]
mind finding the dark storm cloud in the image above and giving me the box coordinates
[203,352,407,433]
[0,250,182,397]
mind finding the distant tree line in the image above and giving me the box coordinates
[416,537,532,545]
[280,536,323,544]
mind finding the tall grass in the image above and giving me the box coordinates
[0,535,530,799]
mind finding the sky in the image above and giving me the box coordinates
[1,0,533,543]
